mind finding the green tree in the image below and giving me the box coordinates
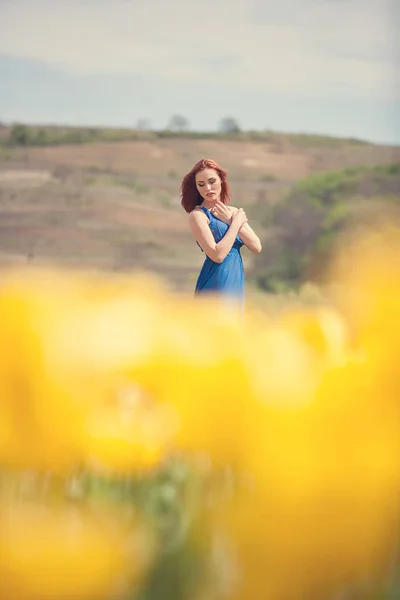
[35,128,49,146]
[219,117,240,134]
[137,119,151,131]
[168,115,189,132]
[9,123,30,146]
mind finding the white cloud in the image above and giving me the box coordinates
[0,0,397,97]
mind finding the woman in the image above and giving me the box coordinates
[181,158,261,303]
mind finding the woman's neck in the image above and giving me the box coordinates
[200,197,220,210]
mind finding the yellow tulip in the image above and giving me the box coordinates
[0,268,175,472]
[0,499,154,600]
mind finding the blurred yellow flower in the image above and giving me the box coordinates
[0,268,176,473]
[0,499,154,600]
[220,229,400,599]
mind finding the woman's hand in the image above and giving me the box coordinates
[231,208,248,230]
[210,200,234,224]
[210,202,261,253]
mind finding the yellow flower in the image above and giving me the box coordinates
[0,268,175,472]
[220,230,400,599]
[0,499,154,600]
[278,306,349,367]
[126,296,248,465]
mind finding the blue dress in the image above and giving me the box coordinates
[194,206,244,302]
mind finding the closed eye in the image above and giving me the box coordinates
[197,178,216,187]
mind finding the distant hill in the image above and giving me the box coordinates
[0,124,399,294]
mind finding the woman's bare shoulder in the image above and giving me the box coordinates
[189,207,207,222]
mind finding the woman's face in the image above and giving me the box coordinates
[195,168,222,203]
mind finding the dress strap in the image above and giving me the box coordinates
[195,206,211,252]
[197,205,211,218]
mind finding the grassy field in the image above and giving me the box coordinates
[0,128,399,298]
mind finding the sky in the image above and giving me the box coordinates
[0,0,399,144]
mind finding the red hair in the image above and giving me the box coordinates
[180,158,232,213]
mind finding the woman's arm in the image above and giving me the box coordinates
[210,202,262,253]
[237,219,262,253]
[189,208,248,263]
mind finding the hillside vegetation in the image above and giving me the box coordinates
[0,124,399,295]
[250,164,400,292]
[0,123,373,148]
